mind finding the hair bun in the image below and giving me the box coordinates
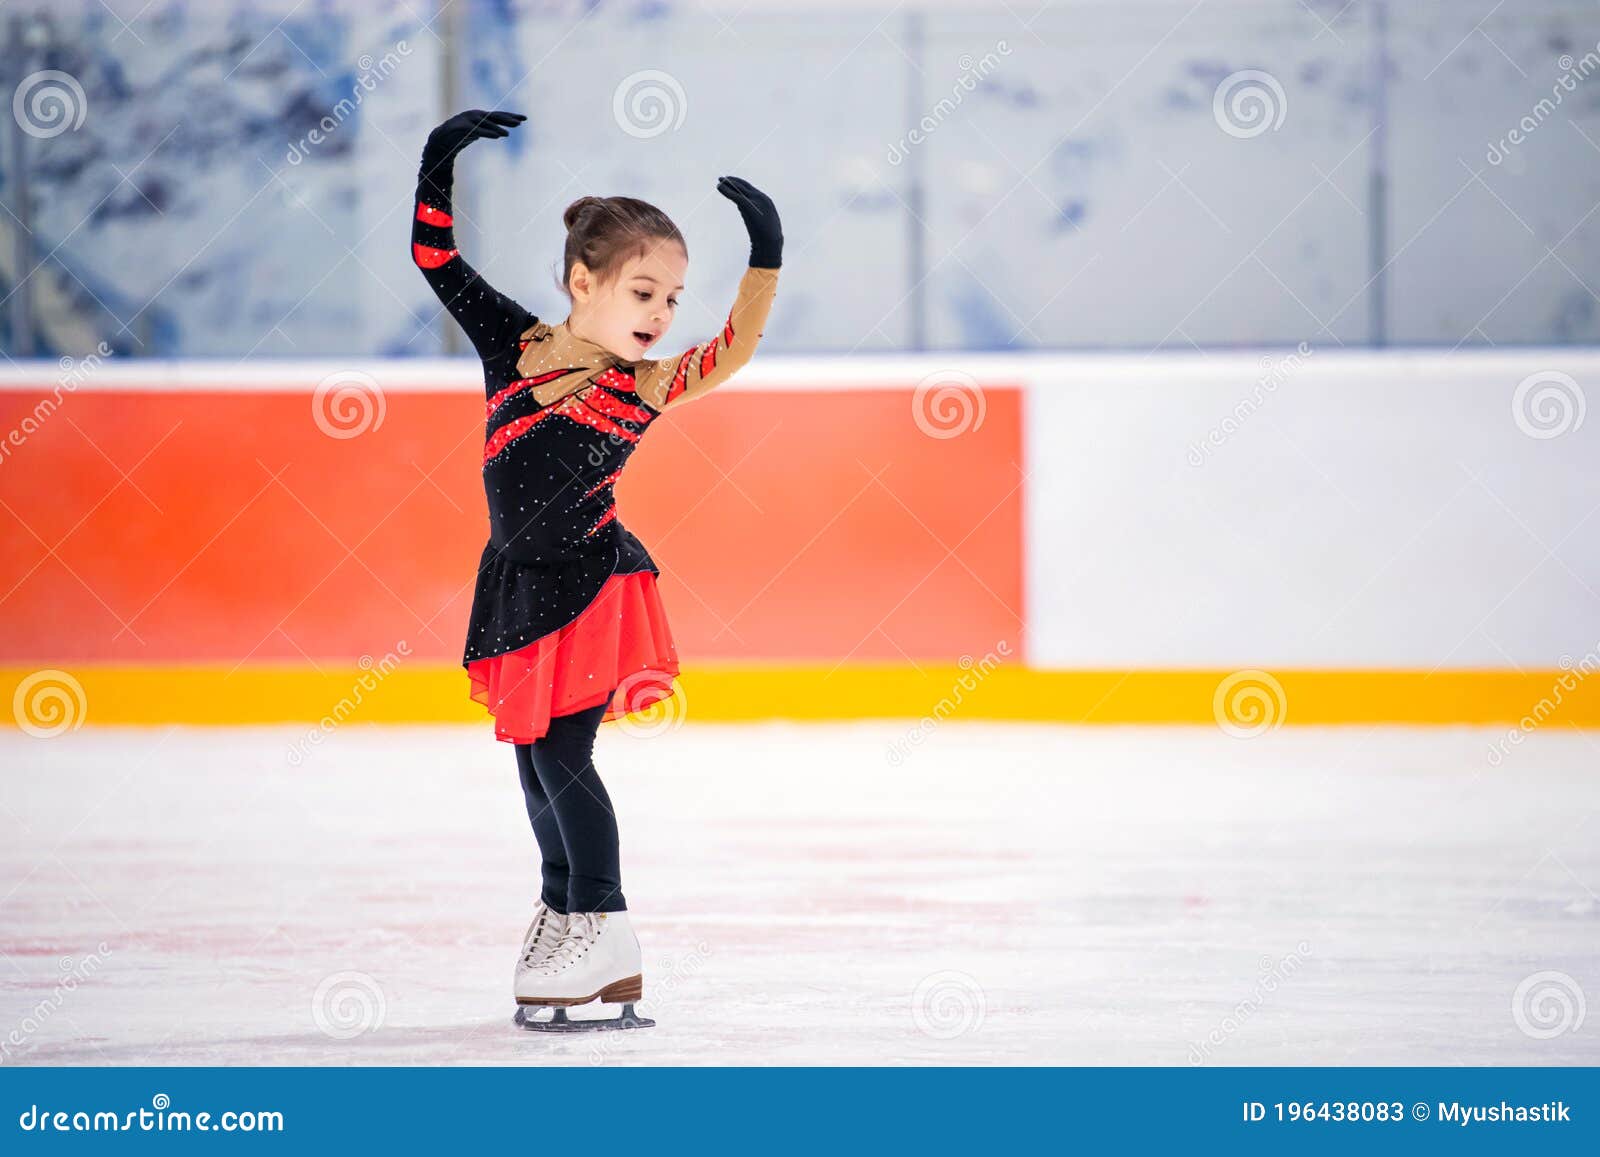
[562,196,607,231]
[556,194,686,300]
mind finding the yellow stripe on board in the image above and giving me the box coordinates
[2,664,1597,729]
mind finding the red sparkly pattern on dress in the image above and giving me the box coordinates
[666,350,694,405]
[580,385,653,425]
[583,506,618,539]
[584,468,623,498]
[593,368,641,396]
[485,367,581,417]
[412,242,458,269]
[415,201,454,226]
[465,571,680,744]
[482,390,643,466]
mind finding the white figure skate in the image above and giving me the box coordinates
[512,910,654,1032]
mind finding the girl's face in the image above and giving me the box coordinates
[567,239,688,362]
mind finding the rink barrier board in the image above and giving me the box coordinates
[4,352,1597,727]
[3,664,1597,728]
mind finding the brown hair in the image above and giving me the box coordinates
[558,196,686,298]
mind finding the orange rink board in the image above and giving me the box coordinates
[0,382,1026,667]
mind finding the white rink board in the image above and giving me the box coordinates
[1,722,1596,1066]
[1024,349,1600,669]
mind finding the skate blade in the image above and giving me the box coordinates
[513,1003,655,1033]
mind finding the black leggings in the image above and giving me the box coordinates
[513,700,626,914]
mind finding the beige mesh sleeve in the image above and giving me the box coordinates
[635,266,779,412]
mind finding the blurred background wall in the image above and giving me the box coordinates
[1,0,1598,359]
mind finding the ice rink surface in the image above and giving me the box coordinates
[1,722,1596,1066]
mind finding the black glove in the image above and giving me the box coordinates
[717,176,783,269]
[421,109,526,173]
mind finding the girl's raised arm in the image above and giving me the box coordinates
[411,110,534,360]
[636,177,782,412]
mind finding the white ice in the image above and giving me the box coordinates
[1,722,1596,1065]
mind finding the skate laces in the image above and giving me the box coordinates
[521,907,566,965]
[521,914,547,964]
[540,913,601,972]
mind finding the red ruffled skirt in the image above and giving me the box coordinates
[466,571,680,744]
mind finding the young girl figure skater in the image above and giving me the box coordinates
[410,109,782,1031]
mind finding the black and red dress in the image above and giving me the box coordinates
[411,146,780,744]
